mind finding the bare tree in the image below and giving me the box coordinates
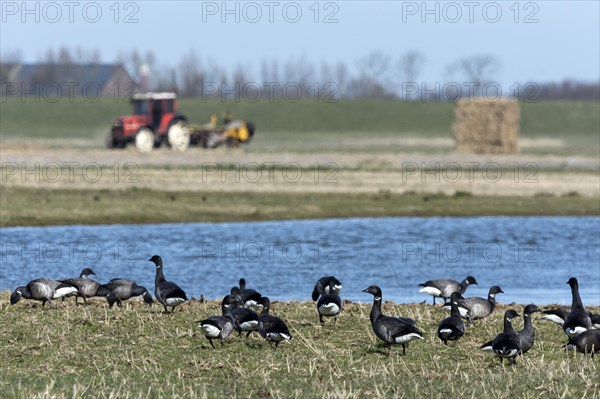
[179,49,205,97]
[0,49,22,95]
[57,46,75,64]
[445,54,500,97]
[396,50,425,100]
[350,51,395,98]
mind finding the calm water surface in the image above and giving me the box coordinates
[1,216,599,305]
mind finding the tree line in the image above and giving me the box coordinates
[1,46,598,101]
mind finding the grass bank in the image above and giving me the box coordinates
[2,99,598,138]
[1,187,598,227]
[0,297,598,399]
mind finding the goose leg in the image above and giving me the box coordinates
[319,315,324,324]
[208,338,215,349]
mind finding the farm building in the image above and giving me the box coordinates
[0,63,135,99]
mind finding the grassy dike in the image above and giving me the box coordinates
[0,296,598,399]
[1,187,598,227]
[1,99,599,139]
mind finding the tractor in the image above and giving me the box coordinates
[107,92,255,152]
[107,92,190,152]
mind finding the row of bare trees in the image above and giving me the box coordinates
[1,47,598,101]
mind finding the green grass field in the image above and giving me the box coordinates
[0,296,598,399]
[2,99,598,139]
[1,187,598,227]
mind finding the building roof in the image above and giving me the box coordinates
[15,63,130,86]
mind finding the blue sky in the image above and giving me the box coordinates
[1,1,599,87]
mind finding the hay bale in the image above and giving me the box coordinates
[452,98,520,153]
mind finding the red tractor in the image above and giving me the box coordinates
[107,92,191,152]
[108,92,255,152]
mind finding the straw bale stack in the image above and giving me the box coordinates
[452,98,520,153]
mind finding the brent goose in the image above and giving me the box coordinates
[419,275,477,305]
[10,278,78,307]
[103,279,154,308]
[149,255,188,313]
[491,309,522,365]
[197,315,235,348]
[316,277,342,324]
[563,277,591,337]
[436,292,466,345]
[222,291,242,312]
[59,268,109,305]
[312,276,343,301]
[257,297,292,349]
[221,295,259,337]
[518,304,541,355]
[362,285,423,355]
[542,307,600,329]
[480,309,519,352]
[591,314,600,329]
[445,285,503,324]
[541,307,569,326]
[564,329,600,358]
[238,278,262,308]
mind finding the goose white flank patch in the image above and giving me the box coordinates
[541,308,568,326]
[319,303,340,316]
[149,255,188,313]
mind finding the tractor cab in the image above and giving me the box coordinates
[130,93,176,131]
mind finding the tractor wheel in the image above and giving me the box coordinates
[167,120,191,151]
[105,134,125,149]
[135,127,155,153]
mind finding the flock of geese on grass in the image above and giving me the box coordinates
[8,255,600,362]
